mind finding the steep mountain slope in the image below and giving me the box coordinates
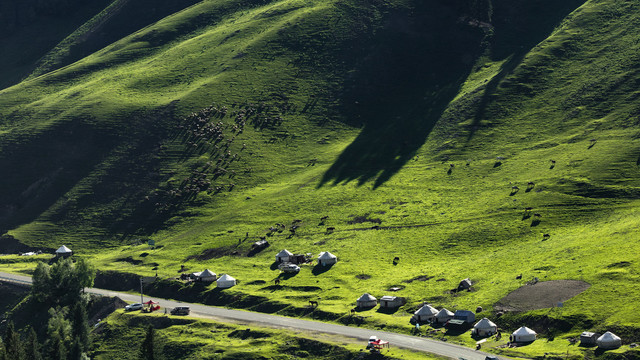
[2,0,640,357]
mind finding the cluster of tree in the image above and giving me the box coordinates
[0,258,95,359]
[31,258,95,306]
[0,303,90,360]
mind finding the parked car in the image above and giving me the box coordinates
[278,263,300,273]
[485,356,500,360]
[171,306,190,315]
[124,303,143,311]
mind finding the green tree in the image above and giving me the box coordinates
[31,262,52,302]
[3,322,24,360]
[70,302,90,352]
[24,327,42,360]
[46,307,71,358]
[31,258,96,305]
[45,333,66,360]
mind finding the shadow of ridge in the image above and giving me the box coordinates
[319,75,471,189]
[318,2,487,189]
[465,0,588,143]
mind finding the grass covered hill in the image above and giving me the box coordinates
[2,0,640,357]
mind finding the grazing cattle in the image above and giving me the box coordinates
[516,274,522,280]
[326,227,335,234]
[309,300,318,308]
[393,257,400,265]
[320,215,329,221]
[524,207,533,211]
[476,306,483,313]
[543,233,551,240]
[533,213,542,218]
[350,308,356,315]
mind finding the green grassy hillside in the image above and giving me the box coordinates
[2,0,640,358]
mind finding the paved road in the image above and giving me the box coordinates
[0,272,501,360]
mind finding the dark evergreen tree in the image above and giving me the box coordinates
[45,333,66,360]
[70,302,90,352]
[23,327,42,360]
[3,322,24,360]
[67,339,83,360]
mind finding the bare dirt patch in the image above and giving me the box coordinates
[495,280,590,312]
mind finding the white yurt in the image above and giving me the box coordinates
[356,293,377,308]
[511,326,537,343]
[216,274,236,289]
[596,331,622,349]
[413,304,438,323]
[275,249,293,263]
[434,308,455,324]
[198,269,217,282]
[55,245,73,258]
[317,251,337,266]
[472,318,498,337]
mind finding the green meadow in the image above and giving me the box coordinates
[2,0,640,358]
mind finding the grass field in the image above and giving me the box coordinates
[2,0,640,358]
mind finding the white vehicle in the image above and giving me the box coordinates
[124,303,143,311]
[279,263,300,273]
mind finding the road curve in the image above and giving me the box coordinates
[0,272,501,360]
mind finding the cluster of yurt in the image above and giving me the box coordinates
[216,274,236,289]
[317,251,337,266]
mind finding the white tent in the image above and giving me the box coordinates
[216,274,236,288]
[198,269,217,282]
[472,318,498,337]
[434,308,454,324]
[55,245,73,257]
[275,249,293,263]
[356,293,377,308]
[511,326,537,343]
[317,251,337,266]
[596,331,622,349]
[413,304,438,322]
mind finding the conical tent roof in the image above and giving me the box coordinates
[200,269,216,277]
[217,274,235,281]
[56,245,72,254]
[414,305,438,316]
[436,308,454,317]
[277,249,293,257]
[513,326,537,336]
[597,331,622,346]
[357,293,377,302]
[318,251,337,259]
[474,318,497,330]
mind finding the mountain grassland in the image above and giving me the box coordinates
[1,0,640,358]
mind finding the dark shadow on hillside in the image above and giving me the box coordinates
[319,1,487,188]
[465,0,587,142]
[312,263,334,276]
